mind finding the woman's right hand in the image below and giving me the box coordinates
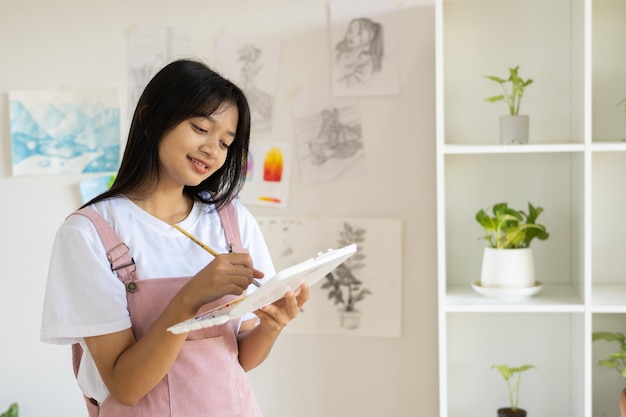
[181,253,264,314]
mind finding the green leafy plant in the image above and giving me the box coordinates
[492,364,535,411]
[0,403,18,417]
[485,66,533,115]
[476,202,549,249]
[592,331,626,379]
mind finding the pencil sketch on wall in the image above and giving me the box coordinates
[334,17,384,88]
[216,35,281,134]
[127,26,193,118]
[329,0,400,97]
[257,216,402,338]
[320,222,373,330]
[311,107,362,165]
[9,88,121,176]
[290,86,367,184]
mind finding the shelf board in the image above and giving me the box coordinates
[442,143,585,155]
[591,284,626,312]
[445,283,584,312]
[441,142,626,154]
[591,141,626,152]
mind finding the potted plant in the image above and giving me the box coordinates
[0,403,18,417]
[474,202,549,293]
[321,222,372,329]
[492,364,535,417]
[485,66,533,144]
[592,331,626,417]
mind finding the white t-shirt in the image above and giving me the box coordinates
[40,196,275,403]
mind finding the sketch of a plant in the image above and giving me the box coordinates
[238,43,273,130]
[309,106,362,165]
[321,222,371,329]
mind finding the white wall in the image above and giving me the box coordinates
[0,1,437,416]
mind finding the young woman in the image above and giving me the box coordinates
[40,58,309,417]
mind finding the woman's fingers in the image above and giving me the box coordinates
[295,283,310,307]
[185,253,260,309]
[257,283,311,329]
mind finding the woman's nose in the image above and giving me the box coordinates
[199,139,218,156]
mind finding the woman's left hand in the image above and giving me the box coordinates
[253,283,310,333]
[237,283,310,371]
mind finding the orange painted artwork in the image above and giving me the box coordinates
[263,147,283,182]
[239,140,291,208]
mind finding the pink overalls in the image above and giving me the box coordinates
[71,204,263,417]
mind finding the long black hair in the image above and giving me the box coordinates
[83,58,251,211]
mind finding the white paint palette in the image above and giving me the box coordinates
[168,244,357,334]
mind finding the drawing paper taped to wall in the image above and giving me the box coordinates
[215,35,281,134]
[9,88,121,176]
[329,0,400,97]
[290,86,367,184]
[257,216,402,338]
[127,26,193,118]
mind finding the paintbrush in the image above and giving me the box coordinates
[172,223,261,287]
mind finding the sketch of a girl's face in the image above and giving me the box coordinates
[345,19,374,49]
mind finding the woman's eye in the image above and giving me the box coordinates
[192,124,208,134]
[220,141,230,150]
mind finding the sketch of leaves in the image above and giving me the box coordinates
[321,274,346,305]
[354,288,373,303]
[352,252,365,259]
[339,222,366,246]
[349,259,366,271]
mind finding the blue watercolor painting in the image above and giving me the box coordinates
[9,88,121,176]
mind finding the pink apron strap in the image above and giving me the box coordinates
[71,208,137,290]
[216,201,247,254]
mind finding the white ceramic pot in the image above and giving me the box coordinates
[480,247,535,289]
[500,114,529,144]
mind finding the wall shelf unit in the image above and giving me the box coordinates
[436,0,626,416]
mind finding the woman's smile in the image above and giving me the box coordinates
[189,156,210,174]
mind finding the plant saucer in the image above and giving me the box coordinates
[471,280,543,299]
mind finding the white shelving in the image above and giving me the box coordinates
[436,1,626,416]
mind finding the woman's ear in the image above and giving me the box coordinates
[137,104,149,123]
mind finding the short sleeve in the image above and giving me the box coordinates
[40,214,131,345]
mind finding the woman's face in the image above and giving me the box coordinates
[157,103,239,189]
[345,20,372,49]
